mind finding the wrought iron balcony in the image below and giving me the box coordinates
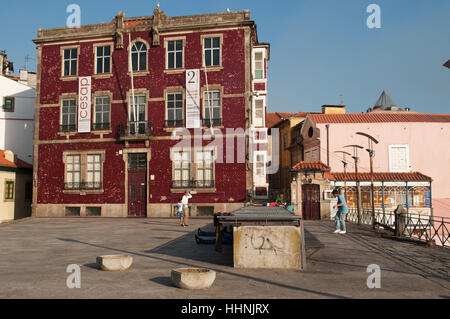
[172,180,215,189]
[64,182,102,190]
[202,118,222,127]
[118,121,152,140]
[165,119,184,127]
[59,124,76,132]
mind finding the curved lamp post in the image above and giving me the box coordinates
[334,151,352,201]
[344,144,364,225]
[356,132,379,229]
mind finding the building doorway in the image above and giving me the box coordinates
[128,153,147,217]
[302,184,320,220]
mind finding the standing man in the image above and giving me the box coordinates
[332,188,348,234]
[182,190,192,227]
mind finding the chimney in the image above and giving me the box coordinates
[321,105,346,114]
[4,150,16,164]
[0,51,5,75]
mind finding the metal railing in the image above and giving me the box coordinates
[165,120,184,127]
[64,182,102,190]
[345,208,450,247]
[59,124,76,132]
[172,180,215,189]
[118,121,152,138]
[202,118,222,126]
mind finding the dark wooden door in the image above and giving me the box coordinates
[302,184,320,220]
[128,153,147,217]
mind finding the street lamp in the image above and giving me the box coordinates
[356,132,379,229]
[344,144,364,225]
[334,151,352,201]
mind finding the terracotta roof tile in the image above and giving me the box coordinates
[266,111,309,128]
[331,172,432,181]
[292,161,331,171]
[309,113,450,124]
[0,150,32,170]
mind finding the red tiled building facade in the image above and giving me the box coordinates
[32,8,269,217]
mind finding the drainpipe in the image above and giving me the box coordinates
[325,124,330,166]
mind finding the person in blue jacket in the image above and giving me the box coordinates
[332,188,348,234]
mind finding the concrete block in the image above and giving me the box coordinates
[96,254,133,271]
[171,268,216,289]
[233,226,302,269]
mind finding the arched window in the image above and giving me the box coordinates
[131,41,147,71]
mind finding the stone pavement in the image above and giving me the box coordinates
[0,217,448,299]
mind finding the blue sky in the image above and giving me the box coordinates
[1,0,449,114]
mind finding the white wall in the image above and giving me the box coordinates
[0,76,35,164]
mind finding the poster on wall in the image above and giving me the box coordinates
[185,69,201,128]
[78,76,91,133]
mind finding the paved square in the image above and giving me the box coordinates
[0,218,448,298]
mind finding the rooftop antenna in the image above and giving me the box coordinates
[339,94,344,105]
[24,54,34,71]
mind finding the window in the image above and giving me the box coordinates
[96,45,111,74]
[86,207,101,216]
[65,155,81,189]
[2,97,14,112]
[65,207,80,216]
[61,99,77,131]
[94,96,110,130]
[87,155,102,189]
[167,40,183,69]
[389,145,409,172]
[254,51,264,79]
[63,48,77,76]
[128,153,147,169]
[203,37,220,67]
[173,150,191,188]
[128,95,147,135]
[131,41,147,71]
[4,181,14,200]
[196,150,214,188]
[166,92,183,127]
[203,91,221,126]
[255,153,266,177]
[254,99,264,127]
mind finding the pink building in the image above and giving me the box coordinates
[301,112,450,218]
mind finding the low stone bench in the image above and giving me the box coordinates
[171,268,216,289]
[96,255,133,271]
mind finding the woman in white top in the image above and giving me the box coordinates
[181,190,192,227]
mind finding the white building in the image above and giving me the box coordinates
[0,75,35,165]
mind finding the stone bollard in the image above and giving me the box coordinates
[394,205,407,236]
[96,255,133,271]
[171,268,216,289]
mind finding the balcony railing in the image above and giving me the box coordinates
[172,180,215,189]
[165,120,184,128]
[64,182,102,190]
[202,118,222,127]
[118,121,152,140]
[93,122,110,130]
[59,124,76,132]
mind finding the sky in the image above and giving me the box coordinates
[1,0,449,114]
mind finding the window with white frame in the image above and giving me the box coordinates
[128,94,147,134]
[203,37,220,67]
[63,48,78,76]
[167,40,183,69]
[196,150,214,188]
[96,45,111,74]
[173,150,191,188]
[389,145,409,172]
[87,154,102,189]
[254,98,264,127]
[254,51,264,79]
[94,96,110,130]
[255,153,266,177]
[166,92,183,127]
[131,41,147,71]
[66,155,81,189]
[203,90,221,126]
[61,99,77,131]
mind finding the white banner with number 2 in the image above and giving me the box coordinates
[185,69,201,128]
